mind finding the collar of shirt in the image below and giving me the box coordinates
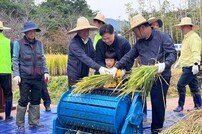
[184,30,194,38]
[82,38,89,44]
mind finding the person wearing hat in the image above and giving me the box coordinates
[12,20,49,132]
[148,17,163,31]
[0,21,13,121]
[67,17,110,87]
[173,17,202,112]
[109,14,177,134]
[95,24,133,72]
[93,13,105,49]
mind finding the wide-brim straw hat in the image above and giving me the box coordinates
[126,14,148,33]
[21,21,41,33]
[0,21,11,30]
[93,13,105,24]
[148,17,163,28]
[68,17,98,34]
[175,17,197,27]
[174,17,200,30]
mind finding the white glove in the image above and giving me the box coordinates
[13,76,21,85]
[109,67,118,78]
[174,60,180,69]
[192,65,199,75]
[121,69,126,76]
[99,67,110,74]
[44,73,50,83]
[155,63,166,73]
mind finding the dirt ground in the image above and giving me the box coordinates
[0,96,196,119]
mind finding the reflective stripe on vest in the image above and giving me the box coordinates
[0,33,11,73]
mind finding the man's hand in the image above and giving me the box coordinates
[192,65,199,75]
[155,63,165,73]
[44,73,50,83]
[13,76,21,85]
[99,67,110,74]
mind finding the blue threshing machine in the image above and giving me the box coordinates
[53,88,144,134]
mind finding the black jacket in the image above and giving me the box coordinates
[67,34,101,85]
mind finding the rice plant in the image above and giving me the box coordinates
[73,74,112,94]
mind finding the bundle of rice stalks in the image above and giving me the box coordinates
[73,74,112,94]
[161,109,202,134]
[118,65,158,100]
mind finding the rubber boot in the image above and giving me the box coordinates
[5,99,13,121]
[28,104,44,128]
[16,105,27,132]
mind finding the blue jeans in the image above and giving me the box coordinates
[177,67,201,108]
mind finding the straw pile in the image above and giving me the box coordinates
[161,109,202,134]
[73,74,112,94]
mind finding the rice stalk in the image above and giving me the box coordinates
[161,109,202,134]
[117,65,158,102]
[73,74,112,94]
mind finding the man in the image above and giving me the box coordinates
[93,13,105,48]
[13,21,49,132]
[173,17,202,112]
[96,24,133,72]
[110,14,177,134]
[148,17,163,31]
[0,21,13,121]
[67,17,109,87]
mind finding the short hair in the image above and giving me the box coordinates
[99,24,114,36]
[105,50,117,60]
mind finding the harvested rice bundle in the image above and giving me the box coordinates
[161,109,202,134]
[118,65,158,100]
[73,74,112,94]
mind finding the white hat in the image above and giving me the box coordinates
[68,17,98,34]
[175,17,196,27]
[0,21,11,30]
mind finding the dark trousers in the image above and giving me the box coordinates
[150,76,170,132]
[177,67,201,108]
[0,74,12,101]
[41,82,51,106]
[18,78,43,107]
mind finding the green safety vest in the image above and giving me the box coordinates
[0,33,11,73]
[93,32,102,49]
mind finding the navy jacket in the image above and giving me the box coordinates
[67,34,101,85]
[95,34,133,71]
[116,30,177,77]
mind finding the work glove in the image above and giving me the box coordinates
[173,60,180,69]
[13,76,21,85]
[155,63,165,73]
[192,65,199,75]
[99,67,110,74]
[44,73,50,83]
[109,67,118,78]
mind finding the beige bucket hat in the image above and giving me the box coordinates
[175,17,196,27]
[127,14,148,33]
[174,17,200,30]
[0,21,11,30]
[93,13,105,24]
[68,17,98,34]
[148,17,163,27]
